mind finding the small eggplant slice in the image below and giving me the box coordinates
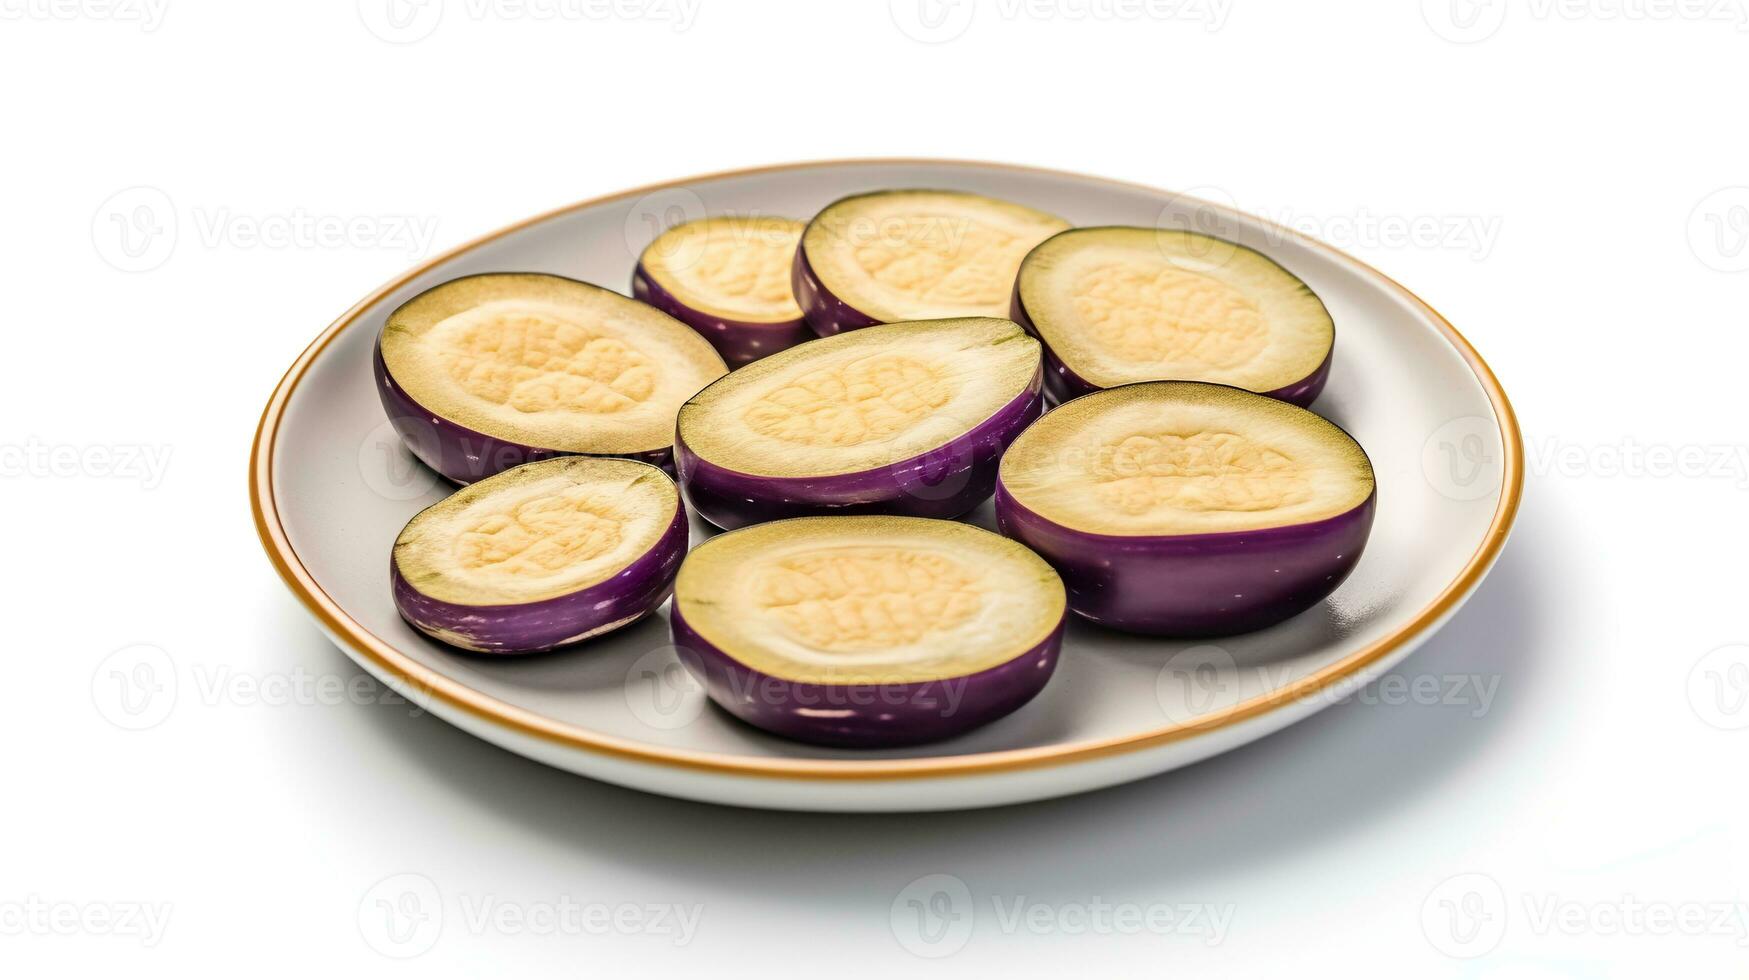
[1012,227,1334,405]
[996,382,1375,636]
[632,216,812,368]
[793,189,1069,336]
[674,317,1043,529]
[376,273,727,484]
[391,457,688,654]
[671,515,1067,747]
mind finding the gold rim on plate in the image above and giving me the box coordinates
[250,158,1524,782]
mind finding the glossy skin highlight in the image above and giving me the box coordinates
[375,344,674,484]
[633,258,813,367]
[995,381,1375,635]
[1011,289,1332,407]
[996,483,1373,635]
[672,606,1064,747]
[393,483,688,654]
[675,372,1044,529]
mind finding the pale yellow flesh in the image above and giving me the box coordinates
[678,318,1039,478]
[1000,383,1373,537]
[1018,228,1333,392]
[394,457,678,606]
[676,516,1065,685]
[380,274,727,454]
[803,190,1069,322]
[640,216,805,323]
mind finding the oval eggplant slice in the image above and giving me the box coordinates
[376,273,727,484]
[671,515,1066,747]
[391,456,688,654]
[674,317,1044,530]
[793,189,1069,336]
[1012,227,1335,405]
[996,382,1375,636]
[631,216,812,368]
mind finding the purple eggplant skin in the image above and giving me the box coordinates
[1008,290,1333,408]
[675,368,1046,530]
[671,605,1065,747]
[374,343,673,486]
[631,262,813,368]
[392,497,689,655]
[995,484,1376,637]
[791,240,882,338]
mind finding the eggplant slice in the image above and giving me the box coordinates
[671,515,1067,746]
[674,317,1043,528]
[377,273,727,483]
[392,456,688,654]
[997,382,1375,635]
[1013,227,1334,405]
[794,190,1069,336]
[632,216,811,367]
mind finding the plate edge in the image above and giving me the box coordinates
[248,157,1525,782]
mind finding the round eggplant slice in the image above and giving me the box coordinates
[996,382,1375,636]
[391,457,688,654]
[674,317,1044,530]
[631,216,812,368]
[1012,227,1335,406]
[376,273,727,484]
[671,515,1067,747]
[793,189,1069,337]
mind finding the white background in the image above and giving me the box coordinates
[4,0,1747,975]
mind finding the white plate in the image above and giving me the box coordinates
[251,159,1523,812]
